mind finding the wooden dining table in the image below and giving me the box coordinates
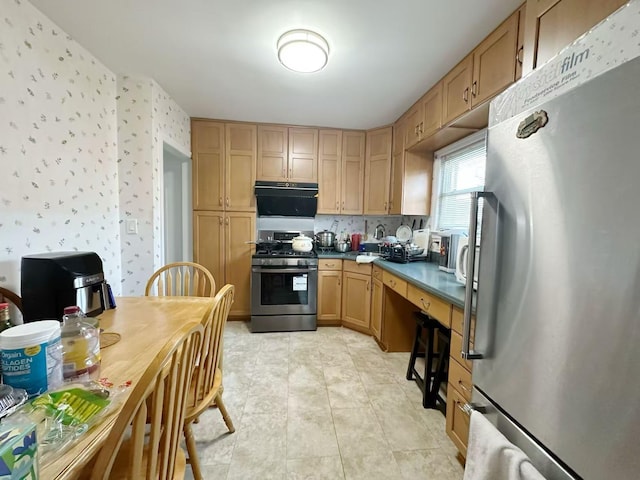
[40,296,216,480]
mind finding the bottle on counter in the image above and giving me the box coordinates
[61,306,101,381]
[0,304,13,333]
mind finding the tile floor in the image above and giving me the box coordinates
[186,321,465,480]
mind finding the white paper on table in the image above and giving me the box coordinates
[293,275,307,291]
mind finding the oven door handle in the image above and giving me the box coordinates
[252,267,315,273]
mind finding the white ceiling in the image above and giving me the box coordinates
[30,0,523,130]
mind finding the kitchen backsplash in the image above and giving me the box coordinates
[257,215,431,241]
[1,0,191,301]
[0,0,121,301]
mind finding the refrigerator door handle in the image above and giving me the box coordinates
[462,191,492,360]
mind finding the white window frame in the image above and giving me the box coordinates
[431,130,487,232]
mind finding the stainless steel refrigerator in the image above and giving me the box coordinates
[461,55,640,479]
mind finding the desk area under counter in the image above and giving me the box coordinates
[317,253,477,459]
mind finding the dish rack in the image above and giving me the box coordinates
[380,244,426,263]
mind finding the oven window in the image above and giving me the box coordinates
[261,272,309,306]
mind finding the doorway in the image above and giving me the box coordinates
[162,142,192,264]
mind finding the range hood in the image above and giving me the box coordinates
[255,181,318,217]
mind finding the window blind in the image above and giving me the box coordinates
[435,134,487,231]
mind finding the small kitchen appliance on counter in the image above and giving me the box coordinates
[21,251,111,322]
[250,230,318,333]
[438,231,465,273]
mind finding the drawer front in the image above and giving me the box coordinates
[343,260,372,275]
[382,271,408,297]
[450,331,474,372]
[319,259,343,271]
[448,357,473,403]
[451,306,475,338]
[446,386,470,457]
[407,285,451,327]
[372,265,383,280]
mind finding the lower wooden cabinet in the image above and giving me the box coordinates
[318,270,342,325]
[341,271,372,331]
[446,386,472,457]
[193,211,255,317]
[370,276,384,341]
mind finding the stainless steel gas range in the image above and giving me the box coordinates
[250,230,318,333]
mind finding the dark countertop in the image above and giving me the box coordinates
[317,252,468,308]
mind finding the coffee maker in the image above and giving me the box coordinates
[438,232,465,273]
[21,251,111,322]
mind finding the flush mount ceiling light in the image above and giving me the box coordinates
[277,29,329,73]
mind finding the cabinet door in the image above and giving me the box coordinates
[389,151,404,215]
[522,0,626,74]
[404,104,422,149]
[288,127,318,182]
[515,4,527,80]
[341,131,365,215]
[442,54,473,125]
[471,12,518,107]
[193,211,224,290]
[318,270,342,324]
[257,125,288,181]
[446,385,471,457]
[363,127,392,215]
[317,130,342,214]
[341,272,371,330]
[225,124,256,211]
[421,82,443,138]
[370,278,383,341]
[225,212,255,317]
[192,121,224,210]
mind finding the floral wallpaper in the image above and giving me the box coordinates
[117,77,190,295]
[0,0,122,303]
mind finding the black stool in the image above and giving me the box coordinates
[406,311,451,411]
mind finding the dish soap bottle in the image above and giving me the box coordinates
[61,306,101,381]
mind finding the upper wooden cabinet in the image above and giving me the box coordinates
[471,11,519,107]
[225,124,257,211]
[405,82,443,149]
[364,127,393,215]
[391,118,432,216]
[192,121,224,211]
[192,120,256,212]
[257,126,318,183]
[522,0,626,74]
[318,130,366,215]
[443,11,519,124]
[442,54,474,126]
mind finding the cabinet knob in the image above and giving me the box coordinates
[219,217,223,225]
[336,201,339,211]
[366,281,370,291]
[463,87,469,103]
[226,197,230,207]
[225,217,229,225]
[282,167,286,177]
[219,196,223,206]
[472,81,477,97]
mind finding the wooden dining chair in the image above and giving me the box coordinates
[89,321,203,480]
[145,262,216,297]
[183,284,235,480]
[0,286,23,314]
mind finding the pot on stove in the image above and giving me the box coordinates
[292,234,314,252]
